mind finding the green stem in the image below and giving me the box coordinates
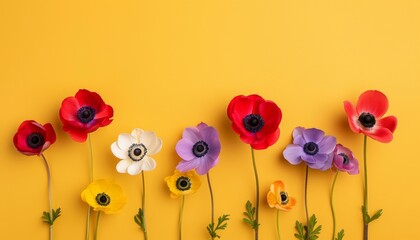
[94,211,101,240]
[88,134,94,182]
[330,171,339,240]
[207,173,215,228]
[179,195,185,240]
[250,147,259,240]
[276,210,281,240]
[41,154,53,240]
[304,166,309,240]
[86,134,94,240]
[141,171,148,240]
[363,135,368,240]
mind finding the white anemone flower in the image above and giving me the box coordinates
[111,128,162,175]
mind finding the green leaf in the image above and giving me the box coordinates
[294,215,322,240]
[207,214,230,239]
[294,221,305,240]
[362,206,383,224]
[134,208,146,232]
[42,208,61,226]
[242,200,259,230]
[308,214,322,240]
[335,229,344,240]
[369,209,383,223]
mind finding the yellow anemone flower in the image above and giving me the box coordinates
[165,170,201,198]
[81,179,127,214]
[267,180,296,211]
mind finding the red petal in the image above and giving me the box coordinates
[344,101,361,133]
[377,115,397,133]
[252,129,280,150]
[356,90,389,118]
[364,127,393,143]
[227,95,244,120]
[43,123,57,145]
[257,101,281,136]
[64,128,89,142]
[95,105,114,121]
[59,97,80,121]
[75,89,106,109]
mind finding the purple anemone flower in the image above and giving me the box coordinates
[333,144,359,175]
[176,122,221,175]
[283,127,337,170]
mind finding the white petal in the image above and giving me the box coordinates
[140,156,157,171]
[140,131,162,155]
[117,133,135,150]
[116,159,131,173]
[111,142,128,159]
[131,128,144,142]
[127,161,142,175]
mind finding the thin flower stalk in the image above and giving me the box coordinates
[363,135,368,240]
[330,171,339,240]
[86,134,94,240]
[142,171,149,240]
[94,212,101,240]
[41,154,53,240]
[251,147,260,240]
[207,173,215,231]
[304,166,309,239]
[179,196,185,240]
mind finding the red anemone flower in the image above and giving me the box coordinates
[227,94,282,150]
[13,120,56,156]
[344,90,397,143]
[59,89,113,142]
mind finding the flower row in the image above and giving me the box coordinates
[13,89,397,240]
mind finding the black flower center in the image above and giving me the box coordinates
[280,191,289,205]
[243,114,264,133]
[358,112,376,128]
[192,141,209,157]
[95,193,111,206]
[77,106,96,124]
[128,144,147,161]
[26,133,44,149]
[176,177,191,191]
[339,153,350,165]
[303,142,319,155]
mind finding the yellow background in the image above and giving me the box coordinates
[0,0,419,239]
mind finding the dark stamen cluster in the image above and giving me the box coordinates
[303,142,319,155]
[192,141,209,158]
[96,193,111,206]
[26,133,44,149]
[243,114,264,133]
[358,112,376,128]
[176,177,191,191]
[77,106,96,124]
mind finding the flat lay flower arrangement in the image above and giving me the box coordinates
[12,89,397,240]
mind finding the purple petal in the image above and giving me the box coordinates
[196,122,209,130]
[318,136,337,154]
[300,154,317,164]
[319,153,333,171]
[176,159,200,172]
[306,153,330,170]
[175,139,195,161]
[292,127,304,139]
[196,156,219,175]
[182,127,202,143]
[282,144,304,165]
[201,127,221,158]
[302,128,325,143]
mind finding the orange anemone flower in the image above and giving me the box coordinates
[267,180,296,211]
